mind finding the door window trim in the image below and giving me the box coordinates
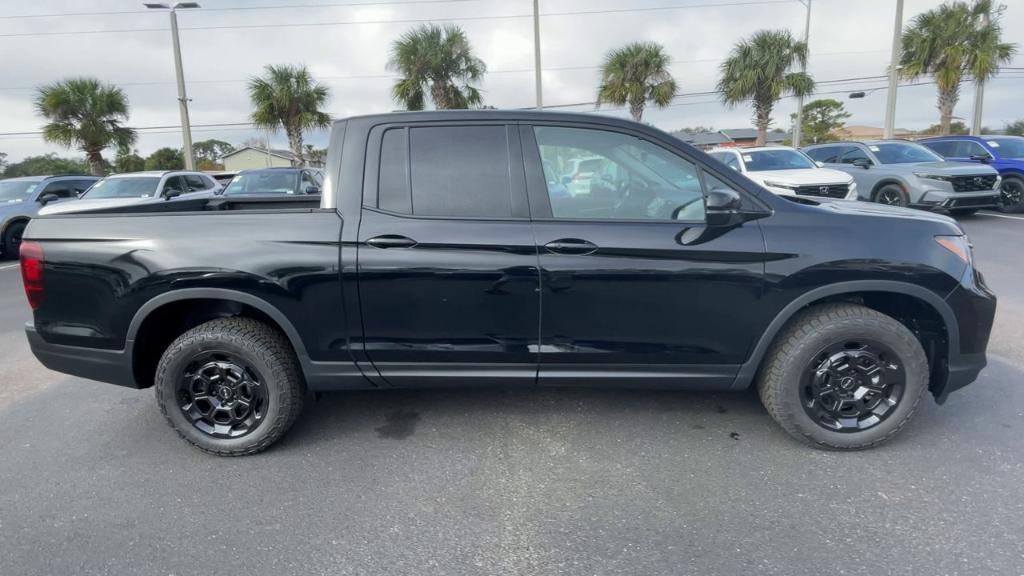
[361,122,530,221]
[520,122,764,223]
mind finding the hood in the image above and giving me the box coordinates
[746,168,853,186]
[904,161,1000,175]
[810,197,962,229]
[39,197,152,216]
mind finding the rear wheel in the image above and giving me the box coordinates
[757,303,928,450]
[873,184,908,208]
[2,220,27,259]
[999,176,1024,213]
[155,317,305,456]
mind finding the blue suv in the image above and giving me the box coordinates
[920,135,1024,212]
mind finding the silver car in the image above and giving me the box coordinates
[0,175,99,258]
[40,170,220,216]
[802,140,1001,215]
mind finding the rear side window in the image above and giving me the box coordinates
[377,125,512,218]
[183,174,208,192]
[805,146,841,163]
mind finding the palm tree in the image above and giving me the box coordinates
[717,30,814,146]
[387,24,486,110]
[597,42,677,122]
[248,64,331,166]
[900,0,1016,135]
[34,78,136,176]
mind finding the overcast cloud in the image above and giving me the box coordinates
[0,0,1022,162]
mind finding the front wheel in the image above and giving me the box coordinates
[757,303,928,450]
[999,176,1024,213]
[2,220,27,259]
[873,184,908,208]
[155,317,305,456]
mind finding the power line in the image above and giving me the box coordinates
[0,0,800,38]
[0,0,487,19]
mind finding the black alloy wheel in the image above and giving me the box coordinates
[801,340,905,433]
[875,186,906,207]
[177,351,267,438]
[1000,177,1024,213]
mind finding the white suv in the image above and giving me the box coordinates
[708,146,857,201]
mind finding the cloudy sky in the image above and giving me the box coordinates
[1,0,1022,162]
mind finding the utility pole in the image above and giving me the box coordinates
[792,0,811,147]
[970,8,990,135]
[144,2,199,170]
[533,0,543,109]
[883,0,904,140]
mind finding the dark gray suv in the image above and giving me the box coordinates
[0,175,99,258]
[803,140,1000,215]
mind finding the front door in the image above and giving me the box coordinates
[521,124,767,388]
[357,123,540,387]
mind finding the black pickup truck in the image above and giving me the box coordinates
[21,111,995,455]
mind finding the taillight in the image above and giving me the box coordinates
[20,240,44,310]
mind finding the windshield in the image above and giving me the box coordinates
[84,177,161,199]
[988,137,1024,159]
[872,142,943,164]
[0,180,38,203]
[223,171,299,195]
[743,149,816,171]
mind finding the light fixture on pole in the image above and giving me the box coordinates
[143,2,200,170]
[791,0,811,148]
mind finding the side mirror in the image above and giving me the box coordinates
[163,189,182,200]
[815,161,825,168]
[704,187,744,227]
[304,185,321,195]
[852,158,872,169]
[969,153,992,163]
[37,192,59,205]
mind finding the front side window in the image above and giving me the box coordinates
[952,140,990,159]
[0,180,39,203]
[871,142,943,164]
[534,126,705,221]
[923,141,955,157]
[840,146,872,164]
[988,137,1024,159]
[377,125,513,218]
[162,177,185,195]
[83,177,161,199]
[40,181,75,199]
[743,149,816,171]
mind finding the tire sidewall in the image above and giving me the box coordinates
[776,319,927,449]
[873,184,908,207]
[157,333,287,453]
[999,176,1024,213]
[3,221,26,258]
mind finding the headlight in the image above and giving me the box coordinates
[763,180,797,190]
[914,172,953,181]
[845,181,858,200]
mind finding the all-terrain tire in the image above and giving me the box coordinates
[757,303,928,450]
[154,317,305,456]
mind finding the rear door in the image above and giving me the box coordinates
[522,123,767,388]
[356,122,540,387]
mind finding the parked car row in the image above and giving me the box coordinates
[0,167,324,259]
[704,137,1023,216]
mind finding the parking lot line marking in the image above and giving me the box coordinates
[977,211,1024,221]
[0,263,19,271]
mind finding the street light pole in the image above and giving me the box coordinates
[970,9,990,136]
[532,0,543,109]
[144,2,199,170]
[792,0,811,148]
[883,0,904,140]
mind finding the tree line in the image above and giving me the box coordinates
[5,0,1018,177]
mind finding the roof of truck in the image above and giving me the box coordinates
[338,109,676,132]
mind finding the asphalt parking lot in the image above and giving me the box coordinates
[1,212,1023,576]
